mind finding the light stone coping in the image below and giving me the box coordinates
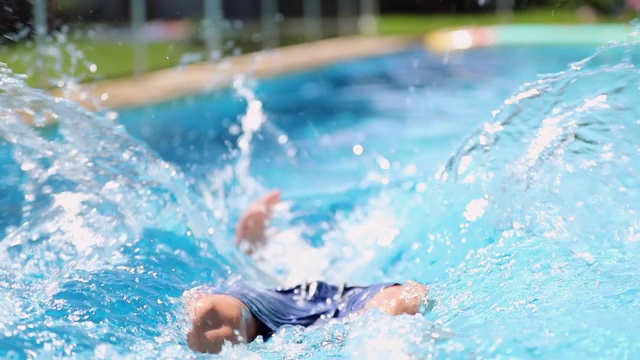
[53,35,416,112]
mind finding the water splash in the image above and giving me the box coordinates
[3,31,640,359]
[435,40,640,252]
[196,75,297,242]
[371,32,640,358]
[231,74,269,198]
[0,64,268,358]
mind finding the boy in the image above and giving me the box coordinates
[186,191,429,354]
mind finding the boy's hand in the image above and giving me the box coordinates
[235,190,281,253]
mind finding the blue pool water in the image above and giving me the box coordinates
[2,38,640,359]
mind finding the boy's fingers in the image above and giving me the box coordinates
[263,190,281,206]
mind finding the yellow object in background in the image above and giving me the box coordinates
[425,24,632,53]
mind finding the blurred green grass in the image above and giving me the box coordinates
[1,39,204,87]
[0,8,629,87]
[378,8,599,35]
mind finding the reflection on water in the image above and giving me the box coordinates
[2,35,640,358]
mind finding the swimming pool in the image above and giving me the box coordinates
[2,38,640,358]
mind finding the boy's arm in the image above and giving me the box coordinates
[235,190,281,255]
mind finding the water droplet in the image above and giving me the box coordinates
[377,156,390,170]
[103,181,119,190]
[106,112,118,121]
[352,144,363,155]
[229,124,241,135]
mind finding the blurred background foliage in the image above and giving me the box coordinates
[379,0,624,13]
[0,0,631,31]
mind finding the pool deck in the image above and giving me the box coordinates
[55,35,417,111]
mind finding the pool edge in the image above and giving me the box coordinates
[52,35,417,112]
[50,24,635,115]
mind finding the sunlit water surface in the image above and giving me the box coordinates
[2,39,640,359]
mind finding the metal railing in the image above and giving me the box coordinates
[131,0,147,75]
[33,0,48,87]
